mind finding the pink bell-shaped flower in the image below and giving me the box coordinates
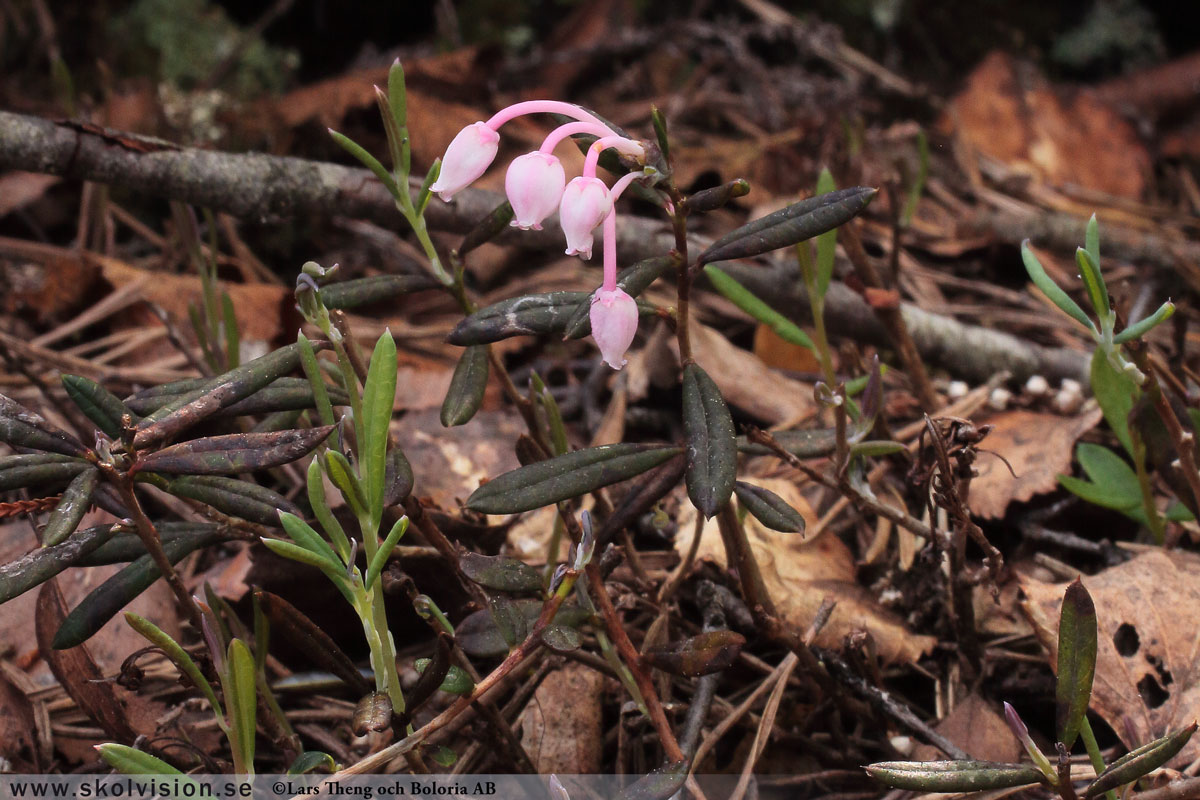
[429,122,500,202]
[559,177,612,259]
[505,152,566,230]
[589,287,638,369]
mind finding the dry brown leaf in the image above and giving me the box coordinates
[943,51,1150,200]
[752,324,821,373]
[519,663,605,773]
[0,670,40,771]
[392,409,522,511]
[969,407,1103,519]
[913,691,1023,762]
[676,478,935,665]
[0,172,60,218]
[1019,551,1200,768]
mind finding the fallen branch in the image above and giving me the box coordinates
[0,110,1088,384]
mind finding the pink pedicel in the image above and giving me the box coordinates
[429,122,500,201]
[505,152,566,230]
[559,177,612,259]
[589,287,639,370]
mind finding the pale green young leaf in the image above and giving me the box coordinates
[365,516,408,590]
[815,168,838,295]
[1022,241,1095,332]
[361,330,397,518]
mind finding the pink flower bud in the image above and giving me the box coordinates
[589,287,638,369]
[429,122,499,201]
[559,177,612,260]
[505,152,566,230]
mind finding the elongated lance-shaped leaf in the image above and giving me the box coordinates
[441,345,489,427]
[1114,301,1175,344]
[702,265,815,350]
[814,168,838,295]
[319,274,441,309]
[1076,247,1110,321]
[865,761,1045,792]
[365,515,408,590]
[137,426,333,475]
[297,332,335,427]
[684,178,751,214]
[697,186,876,265]
[62,375,137,438]
[132,340,329,448]
[615,761,690,800]
[324,450,368,518]
[733,481,806,533]
[288,751,336,776]
[276,512,344,571]
[448,291,590,346]
[307,458,351,561]
[256,589,373,695]
[598,454,687,544]
[329,128,400,199]
[77,523,225,566]
[221,291,240,369]
[95,744,191,778]
[459,552,543,593]
[41,468,99,546]
[0,521,119,604]
[225,638,257,775]
[126,377,348,416]
[563,256,676,339]
[466,443,683,515]
[1021,241,1096,332]
[1057,578,1098,749]
[736,427,838,457]
[1085,213,1101,274]
[457,200,514,257]
[362,330,397,516]
[0,456,91,491]
[165,476,300,527]
[384,446,414,506]
[0,393,87,457]
[125,613,222,717]
[682,364,737,518]
[1084,723,1197,797]
[52,525,225,649]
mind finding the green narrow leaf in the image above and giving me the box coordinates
[733,481,806,533]
[650,105,670,163]
[165,476,301,528]
[324,450,368,518]
[814,168,838,295]
[386,59,409,169]
[137,426,334,475]
[865,761,1044,792]
[1090,348,1137,457]
[0,393,88,457]
[0,520,118,604]
[447,291,590,346]
[41,467,99,547]
[221,292,240,369]
[274,514,344,573]
[288,751,336,776]
[328,129,400,199]
[225,639,258,774]
[95,743,190,777]
[1076,247,1110,320]
[440,346,489,427]
[1113,301,1175,345]
[361,330,397,514]
[703,265,815,350]
[307,458,351,561]
[466,443,683,515]
[365,516,408,590]
[0,456,91,491]
[682,364,737,518]
[1021,241,1095,332]
[697,186,876,266]
[684,179,750,214]
[416,159,439,216]
[736,427,838,457]
[297,332,335,428]
[1084,724,1197,797]
[62,375,137,438]
[1085,213,1100,272]
[126,612,222,717]
[901,129,929,227]
[319,275,441,310]
[1057,578,1098,749]
[383,446,414,506]
[456,200,514,257]
[257,589,372,695]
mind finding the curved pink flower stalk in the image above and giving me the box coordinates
[485,101,618,135]
[539,121,616,154]
[588,171,643,370]
[582,135,645,178]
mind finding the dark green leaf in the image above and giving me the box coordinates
[1076,246,1110,320]
[598,453,687,545]
[41,468,99,546]
[736,427,837,457]
[642,630,746,676]
[440,346,489,427]
[615,761,690,800]
[456,600,588,658]
[1084,723,1197,797]
[1090,349,1137,457]
[1057,578,1098,749]
[288,751,336,776]
[466,443,683,514]
[698,186,877,265]
[325,450,368,517]
[384,446,414,505]
[62,375,137,438]
[225,638,257,771]
[487,594,527,648]
[682,364,736,518]
[540,624,581,652]
[362,331,397,513]
[76,522,225,566]
[456,201,514,257]
[126,377,348,416]
[734,481,806,533]
[415,657,474,696]
[428,746,457,768]
[166,476,301,527]
[365,516,407,590]
[459,551,543,593]
[256,590,372,695]
[0,455,91,491]
[52,525,225,648]
[137,426,334,475]
[865,761,1044,792]
[447,292,589,346]
[0,393,87,457]
[0,521,119,604]
[685,179,750,214]
[650,105,670,163]
[563,256,674,339]
[319,275,441,309]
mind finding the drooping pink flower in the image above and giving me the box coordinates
[589,287,638,370]
[505,152,566,230]
[429,122,500,201]
[559,177,612,259]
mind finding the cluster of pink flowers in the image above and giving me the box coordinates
[430,101,646,369]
